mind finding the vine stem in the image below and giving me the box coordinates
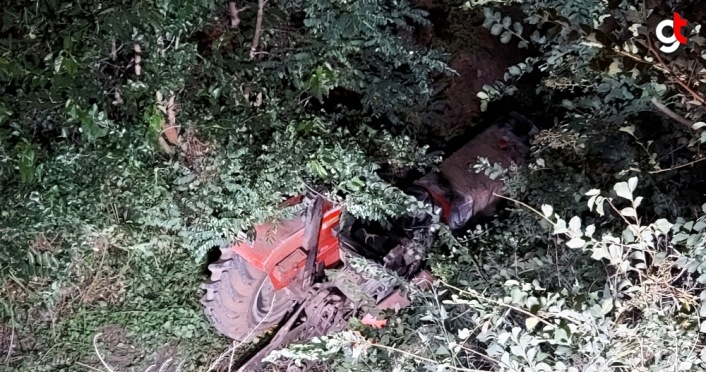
[3,317,14,364]
[458,344,507,368]
[590,38,705,106]
[438,280,555,328]
[367,342,493,372]
[492,193,555,225]
[650,156,706,174]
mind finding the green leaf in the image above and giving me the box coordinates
[621,207,637,218]
[308,160,328,177]
[458,328,471,340]
[490,23,503,36]
[613,181,633,200]
[596,196,606,216]
[513,22,523,34]
[627,177,638,192]
[435,345,450,356]
[591,246,611,261]
[585,189,601,196]
[526,296,540,311]
[502,16,512,28]
[553,218,567,234]
[694,221,706,232]
[654,219,673,234]
[510,345,524,357]
[633,196,643,208]
[54,55,64,74]
[601,299,613,315]
[566,237,585,249]
[500,31,512,44]
[553,328,569,343]
[541,204,553,218]
[569,216,581,232]
[511,287,528,305]
[525,317,539,331]
[349,177,365,188]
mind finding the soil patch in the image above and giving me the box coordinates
[84,324,146,371]
[411,1,530,138]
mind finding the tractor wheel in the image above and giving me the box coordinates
[201,248,296,342]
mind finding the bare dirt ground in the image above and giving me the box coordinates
[411,0,527,138]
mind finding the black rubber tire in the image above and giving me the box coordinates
[201,248,296,342]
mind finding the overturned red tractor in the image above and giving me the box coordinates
[201,113,534,369]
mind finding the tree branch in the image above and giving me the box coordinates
[133,28,142,76]
[228,2,241,28]
[646,35,706,105]
[249,0,266,60]
[649,156,706,174]
[650,97,693,129]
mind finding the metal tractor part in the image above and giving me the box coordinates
[201,199,343,342]
[413,112,534,230]
[200,112,535,369]
[201,248,298,343]
[237,283,356,372]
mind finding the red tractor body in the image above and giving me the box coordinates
[232,201,343,290]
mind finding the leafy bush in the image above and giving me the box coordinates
[0,0,450,369]
[262,1,706,371]
[0,0,450,277]
[5,0,706,370]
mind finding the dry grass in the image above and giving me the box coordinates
[0,322,36,366]
[0,322,14,364]
[84,327,189,372]
[74,249,128,306]
[31,233,62,253]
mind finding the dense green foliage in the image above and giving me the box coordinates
[0,0,449,369]
[263,0,706,371]
[4,0,706,371]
